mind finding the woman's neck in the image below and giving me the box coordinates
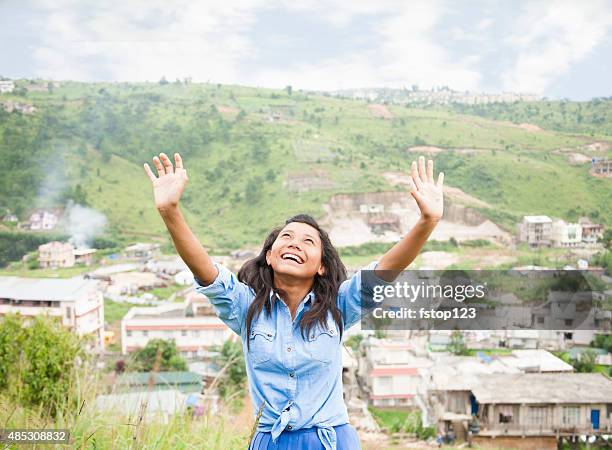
[273,274,314,320]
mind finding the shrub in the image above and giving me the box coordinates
[0,314,86,417]
[128,339,187,372]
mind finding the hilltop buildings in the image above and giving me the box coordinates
[0,80,15,93]
[518,216,553,248]
[518,215,604,248]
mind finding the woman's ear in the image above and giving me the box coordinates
[266,249,271,266]
[317,264,325,276]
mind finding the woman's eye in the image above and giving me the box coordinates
[305,239,314,244]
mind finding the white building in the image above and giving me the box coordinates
[124,242,161,260]
[551,219,583,248]
[518,215,552,248]
[120,297,233,358]
[0,276,104,349]
[0,81,14,93]
[38,241,75,268]
[358,337,432,407]
[27,209,60,231]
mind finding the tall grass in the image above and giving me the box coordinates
[1,367,251,449]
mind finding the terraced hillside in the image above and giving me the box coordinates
[0,80,610,252]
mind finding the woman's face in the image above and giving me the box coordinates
[266,222,325,280]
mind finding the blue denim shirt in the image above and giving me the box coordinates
[194,261,379,450]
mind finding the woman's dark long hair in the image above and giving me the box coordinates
[238,214,347,349]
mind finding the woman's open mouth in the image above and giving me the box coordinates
[281,252,304,264]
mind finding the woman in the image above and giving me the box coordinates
[143,152,444,450]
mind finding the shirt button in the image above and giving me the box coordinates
[287,425,293,430]
[289,371,295,378]
[287,347,292,352]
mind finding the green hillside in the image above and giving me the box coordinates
[0,80,610,252]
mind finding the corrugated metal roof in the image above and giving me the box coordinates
[0,276,98,301]
[472,373,612,404]
[118,371,203,386]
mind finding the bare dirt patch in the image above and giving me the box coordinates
[285,169,337,193]
[444,186,492,208]
[517,122,543,132]
[216,105,240,117]
[382,173,492,209]
[567,152,592,165]
[367,104,394,119]
[418,251,459,269]
[325,191,511,247]
[584,141,610,152]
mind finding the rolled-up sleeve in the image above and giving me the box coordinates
[337,261,392,330]
[194,263,253,336]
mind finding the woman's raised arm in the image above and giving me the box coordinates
[143,152,218,285]
[376,156,444,280]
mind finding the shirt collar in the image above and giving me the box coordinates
[270,289,315,318]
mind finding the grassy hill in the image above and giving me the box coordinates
[0,80,610,252]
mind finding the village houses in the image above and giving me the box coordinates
[0,276,105,349]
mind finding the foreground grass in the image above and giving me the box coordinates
[1,399,251,450]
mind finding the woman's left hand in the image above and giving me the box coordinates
[409,155,444,222]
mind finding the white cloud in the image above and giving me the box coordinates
[16,0,612,95]
[502,0,612,93]
[248,0,482,91]
[28,0,265,82]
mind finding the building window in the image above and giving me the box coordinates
[537,317,544,324]
[65,307,71,319]
[562,406,580,426]
[564,319,573,327]
[529,406,550,426]
[378,376,392,390]
[498,406,514,423]
[142,330,148,337]
[181,330,188,337]
[126,330,132,337]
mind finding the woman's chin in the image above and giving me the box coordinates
[274,262,312,278]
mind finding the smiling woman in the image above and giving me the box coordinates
[143,151,444,450]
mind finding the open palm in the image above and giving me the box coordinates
[143,152,189,210]
[409,156,444,222]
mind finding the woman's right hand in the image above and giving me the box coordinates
[143,152,189,211]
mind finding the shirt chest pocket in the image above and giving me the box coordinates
[248,325,276,366]
[305,319,339,364]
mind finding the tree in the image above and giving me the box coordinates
[211,339,246,407]
[601,229,612,250]
[0,314,86,417]
[448,330,469,355]
[591,334,612,353]
[285,85,292,96]
[572,350,597,373]
[245,176,264,204]
[345,334,363,352]
[129,339,187,372]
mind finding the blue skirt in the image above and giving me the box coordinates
[248,424,361,450]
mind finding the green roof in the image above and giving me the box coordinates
[118,371,203,392]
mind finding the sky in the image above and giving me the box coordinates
[1,0,611,100]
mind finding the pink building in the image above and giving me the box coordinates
[120,295,233,358]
